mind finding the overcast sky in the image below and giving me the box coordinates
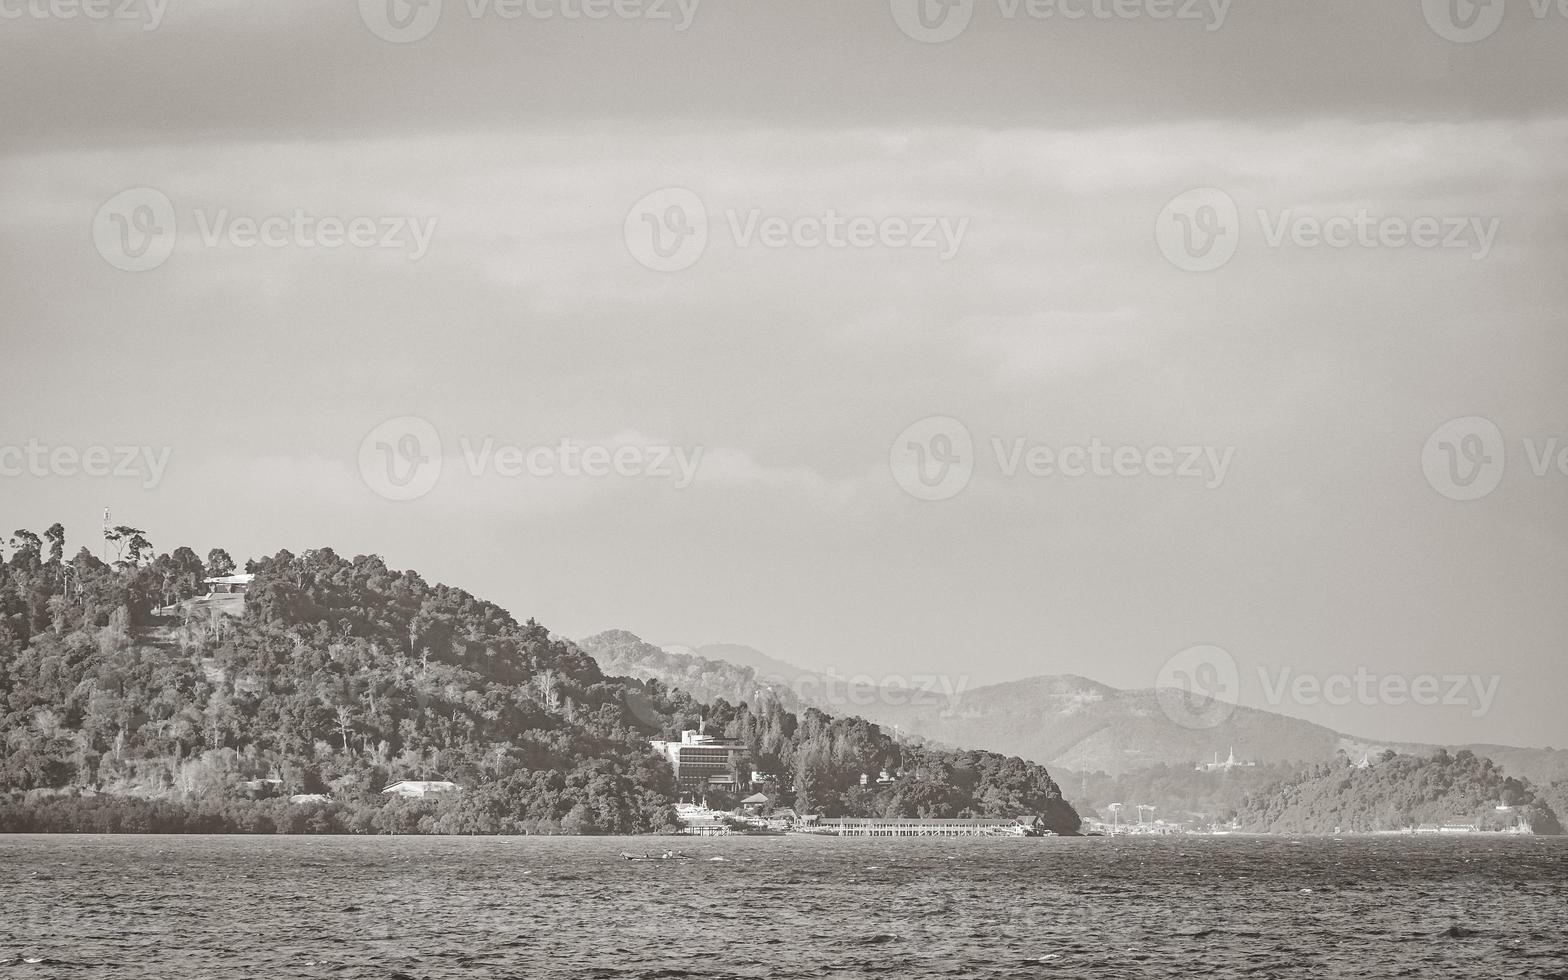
[2,0,1565,748]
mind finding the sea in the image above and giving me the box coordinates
[2,834,1565,979]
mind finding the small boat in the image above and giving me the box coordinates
[619,850,693,862]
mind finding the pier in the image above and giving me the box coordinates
[811,817,1038,837]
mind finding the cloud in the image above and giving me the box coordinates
[962,307,1150,380]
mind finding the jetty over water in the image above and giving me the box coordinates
[812,816,1043,837]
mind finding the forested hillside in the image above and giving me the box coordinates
[0,525,1080,834]
[1060,760,1305,827]
[1235,750,1562,834]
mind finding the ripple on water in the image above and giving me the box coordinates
[1,835,1565,979]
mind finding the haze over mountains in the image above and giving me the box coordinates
[579,633,1568,789]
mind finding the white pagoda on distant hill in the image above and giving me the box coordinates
[1196,747,1256,772]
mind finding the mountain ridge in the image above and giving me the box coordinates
[608,639,1567,787]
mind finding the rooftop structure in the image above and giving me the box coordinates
[381,780,461,798]
[204,573,254,594]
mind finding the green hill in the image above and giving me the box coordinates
[0,528,1079,835]
[1235,749,1562,834]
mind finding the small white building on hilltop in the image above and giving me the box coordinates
[381,780,460,798]
[159,573,256,619]
[204,574,254,594]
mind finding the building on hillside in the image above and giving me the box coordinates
[204,574,254,595]
[649,730,750,799]
[289,794,332,805]
[381,780,460,798]
[160,573,255,619]
[1196,747,1256,772]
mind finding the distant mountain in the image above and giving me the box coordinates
[578,632,811,716]
[688,643,819,685]
[582,636,939,740]
[664,644,1568,788]
[858,673,1357,774]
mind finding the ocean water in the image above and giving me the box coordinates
[2,834,1564,979]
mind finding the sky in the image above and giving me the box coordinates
[2,0,1566,749]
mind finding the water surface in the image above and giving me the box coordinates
[3,834,1565,978]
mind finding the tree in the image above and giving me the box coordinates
[105,526,151,567]
[560,802,597,834]
[206,548,236,578]
[335,705,355,752]
[9,529,42,566]
[43,524,65,564]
